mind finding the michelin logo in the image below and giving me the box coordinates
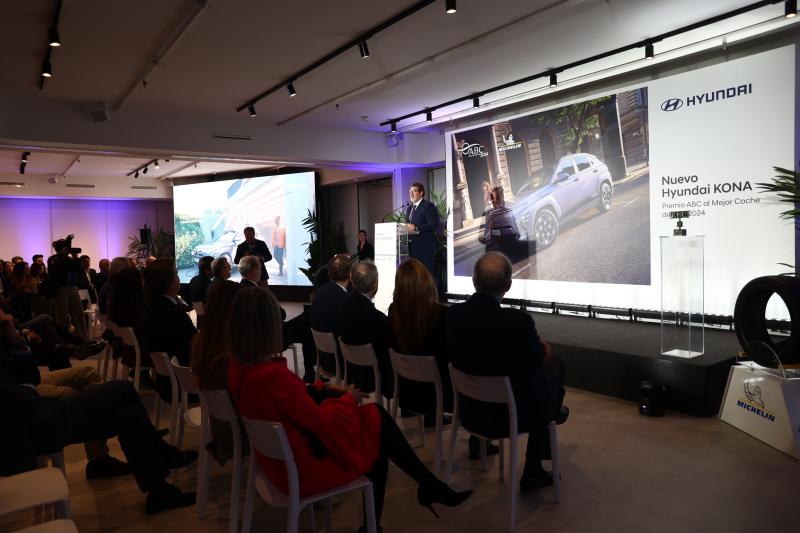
[736,382,775,422]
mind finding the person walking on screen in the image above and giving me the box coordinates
[271,216,287,276]
[404,182,440,276]
[234,226,272,284]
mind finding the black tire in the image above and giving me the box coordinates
[532,208,558,249]
[598,181,613,212]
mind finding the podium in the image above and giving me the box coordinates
[373,223,417,314]
[660,235,704,358]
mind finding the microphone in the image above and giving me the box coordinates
[383,202,410,222]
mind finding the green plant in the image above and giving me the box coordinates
[757,165,799,274]
[299,208,346,283]
[127,226,176,262]
[173,215,204,269]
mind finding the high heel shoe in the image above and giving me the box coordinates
[417,482,473,519]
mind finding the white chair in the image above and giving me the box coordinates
[445,365,561,532]
[115,326,142,391]
[197,389,245,533]
[94,313,112,377]
[241,417,377,533]
[170,357,202,450]
[150,352,179,445]
[389,349,444,476]
[339,341,387,409]
[0,467,71,525]
[310,329,341,384]
[284,343,301,377]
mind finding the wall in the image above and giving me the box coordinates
[358,178,394,239]
[0,198,173,266]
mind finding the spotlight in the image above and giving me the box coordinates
[248,104,256,117]
[21,151,30,164]
[446,0,457,14]
[154,160,160,170]
[390,122,397,133]
[786,0,797,18]
[645,43,654,60]
[472,96,479,108]
[20,163,26,175]
[48,28,61,47]
[142,166,148,175]
[42,60,52,78]
[426,110,432,122]
[549,72,558,87]
[134,171,139,178]
[358,41,370,59]
[287,81,296,97]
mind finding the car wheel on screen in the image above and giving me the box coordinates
[533,209,558,249]
[598,181,613,212]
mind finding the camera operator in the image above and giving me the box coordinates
[47,235,88,340]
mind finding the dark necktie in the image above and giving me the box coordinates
[410,204,417,221]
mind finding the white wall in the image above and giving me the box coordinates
[0,198,173,267]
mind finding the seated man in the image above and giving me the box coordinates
[338,262,394,401]
[205,256,232,302]
[310,254,351,381]
[446,252,568,492]
[0,343,198,514]
[238,256,261,287]
[189,256,213,304]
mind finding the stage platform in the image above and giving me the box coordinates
[530,312,741,417]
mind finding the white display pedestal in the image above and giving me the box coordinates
[719,362,800,459]
[373,223,413,314]
[660,235,704,358]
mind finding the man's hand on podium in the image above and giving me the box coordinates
[405,223,417,232]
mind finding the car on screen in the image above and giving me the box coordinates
[191,229,242,263]
[511,153,613,249]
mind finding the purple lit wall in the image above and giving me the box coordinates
[0,198,173,265]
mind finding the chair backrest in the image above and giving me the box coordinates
[78,289,90,304]
[150,351,173,378]
[171,356,199,394]
[117,326,140,357]
[200,388,239,423]
[193,301,205,316]
[339,342,378,369]
[449,364,518,437]
[390,349,439,384]
[310,329,337,354]
[241,417,294,464]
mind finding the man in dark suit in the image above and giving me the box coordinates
[233,226,271,284]
[189,256,213,304]
[338,262,393,401]
[310,254,352,381]
[404,182,440,276]
[142,260,197,401]
[94,258,110,294]
[446,252,568,493]
[238,256,260,287]
[79,255,98,304]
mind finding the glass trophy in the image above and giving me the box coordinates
[660,235,704,358]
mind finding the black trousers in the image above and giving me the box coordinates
[32,380,172,492]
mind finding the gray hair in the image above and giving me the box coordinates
[211,256,230,277]
[351,262,378,294]
[238,255,261,277]
[109,257,131,277]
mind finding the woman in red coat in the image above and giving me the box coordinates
[228,287,471,531]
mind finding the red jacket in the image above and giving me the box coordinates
[229,358,382,496]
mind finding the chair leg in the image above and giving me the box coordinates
[241,464,256,533]
[229,443,243,533]
[480,438,489,472]
[499,439,505,482]
[364,484,378,533]
[434,416,443,477]
[417,415,425,448]
[549,422,561,503]
[509,435,518,532]
[154,395,161,430]
[292,345,300,378]
[325,499,333,533]
[196,446,210,519]
[111,358,119,381]
[168,400,179,446]
[286,505,299,533]
[308,503,316,531]
[444,417,460,483]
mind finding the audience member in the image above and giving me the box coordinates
[47,235,88,340]
[98,257,132,315]
[388,258,453,419]
[446,252,568,492]
[94,258,110,293]
[238,255,261,287]
[109,267,149,369]
[228,287,471,531]
[339,262,393,401]
[79,255,98,304]
[356,229,375,261]
[11,256,23,264]
[310,254,351,378]
[189,256,213,304]
[206,256,232,301]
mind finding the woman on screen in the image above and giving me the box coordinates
[356,229,375,261]
[479,186,520,256]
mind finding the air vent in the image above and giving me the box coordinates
[0,181,25,187]
[65,183,96,189]
[131,185,158,191]
[211,132,252,141]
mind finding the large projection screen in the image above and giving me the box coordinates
[447,45,796,319]
[173,171,315,286]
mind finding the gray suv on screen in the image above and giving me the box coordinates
[191,229,243,263]
[511,153,613,248]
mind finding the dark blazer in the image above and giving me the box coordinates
[310,281,348,376]
[405,199,440,275]
[142,295,197,401]
[388,303,453,413]
[446,292,548,435]
[189,273,211,303]
[356,241,374,261]
[234,239,272,281]
[240,278,258,288]
[94,271,109,294]
[338,292,393,398]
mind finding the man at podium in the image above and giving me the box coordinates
[404,182,440,276]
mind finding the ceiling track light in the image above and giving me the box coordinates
[154,160,160,170]
[248,104,256,117]
[549,72,558,87]
[21,151,30,164]
[42,60,52,78]
[390,122,397,133]
[48,27,61,47]
[426,109,432,122]
[472,96,480,108]
[787,0,797,18]
[134,171,139,178]
[358,40,370,59]
[142,166,149,175]
[446,0,457,14]
[287,81,296,97]
[645,42,654,60]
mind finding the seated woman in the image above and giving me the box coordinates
[229,287,471,531]
[388,258,453,417]
[355,229,375,261]
[109,267,150,369]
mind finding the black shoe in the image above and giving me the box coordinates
[468,436,499,461]
[417,482,473,519]
[555,405,570,425]
[519,468,554,494]
[86,456,132,479]
[145,482,196,514]
[164,448,199,469]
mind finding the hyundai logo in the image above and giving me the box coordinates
[661,98,683,112]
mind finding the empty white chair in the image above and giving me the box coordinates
[170,357,202,449]
[389,349,444,476]
[150,352,179,444]
[0,467,71,525]
[198,389,245,533]
[310,329,341,384]
[445,365,561,532]
[241,417,377,533]
[339,341,387,409]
